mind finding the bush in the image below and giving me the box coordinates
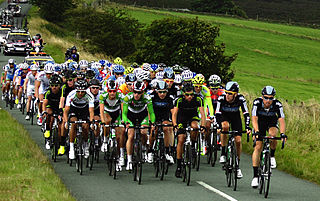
[132,17,236,82]
[65,7,142,58]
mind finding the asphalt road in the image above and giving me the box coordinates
[1,3,320,201]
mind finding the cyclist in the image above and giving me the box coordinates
[208,74,225,112]
[216,81,251,179]
[163,69,177,99]
[65,46,79,62]
[42,75,63,150]
[15,63,29,109]
[118,73,136,95]
[251,86,287,187]
[24,64,39,120]
[122,80,156,170]
[108,64,125,81]
[2,59,17,100]
[100,80,125,168]
[149,80,175,164]
[136,70,152,92]
[79,60,89,73]
[87,79,102,146]
[149,64,159,79]
[172,82,206,178]
[35,63,54,126]
[63,80,94,160]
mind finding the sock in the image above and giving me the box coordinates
[104,136,107,143]
[253,166,259,177]
[70,143,74,150]
[95,137,99,144]
[127,155,132,163]
[142,145,146,151]
[177,159,182,168]
[221,146,226,156]
[120,148,124,157]
[271,149,276,157]
[165,147,169,154]
[60,136,66,146]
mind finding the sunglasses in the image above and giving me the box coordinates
[127,83,133,86]
[133,91,143,94]
[157,90,167,94]
[211,87,219,90]
[165,80,174,83]
[115,73,123,75]
[184,92,194,97]
[108,90,117,93]
[226,91,236,95]
[66,79,74,82]
[263,96,274,100]
[194,85,202,88]
[50,84,59,87]
[91,86,100,90]
[77,90,86,93]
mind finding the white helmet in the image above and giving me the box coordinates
[155,71,164,80]
[92,62,101,69]
[116,76,126,87]
[133,67,143,75]
[181,70,194,81]
[79,60,89,68]
[150,79,159,88]
[44,63,54,74]
[141,63,151,71]
[30,64,39,71]
[136,70,150,81]
[8,59,15,65]
[174,74,182,84]
[21,63,29,70]
[208,74,221,85]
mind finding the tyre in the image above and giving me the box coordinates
[137,143,143,185]
[52,128,59,162]
[226,146,232,187]
[186,144,192,186]
[264,152,271,198]
[233,150,238,191]
[196,136,201,171]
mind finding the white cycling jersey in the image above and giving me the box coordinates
[36,71,50,95]
[26,72,37,96]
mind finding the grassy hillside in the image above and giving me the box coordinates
[124,7,320,102]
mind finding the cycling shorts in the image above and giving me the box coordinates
[176,119,199,135]
[221,112,243,136]
[27,86,35,97]
[69,106,89,121]
[105,110,121,125]
[127,109,149,126]
[6,75,14,81]
[256,118,278,141]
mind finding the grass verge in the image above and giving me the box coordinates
[0,109,75,200]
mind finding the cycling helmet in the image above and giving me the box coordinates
[173,64,183,74]
[174,74,182,84]
[49,75,62,85]
[133,67,143,75]
[181,70,194,81]
[54,64,61,72]
[76,71,86,80]
[44,63,54,74]
[192,74,205,85]
[158,63,166,70]
[150,79,159,89]
[155,71,164,80]
[8,59,15,65]
[208,74,221,85]
[136,70,151,81]
[99,59,106,66]
[106,79,118,90]
[68,61,79,70]
[163,71,175,80]
[116,76,126,87]
[86,69,96,79]
[21,63,29,70]
[114,57,123,65]
[125,73,137,82]
[142,63,151,71]
[30,64,39,71]
[131,62,139,68]
[79,60,89,68]
[182,82,194,92]
[36,33,41,39]
[262,86,276,96]
[71,46,77,51]
[113,64,125,74]
[225,81,239,93]
[133,80,145,92]
[156,80,168,90]
[182,66,190,71]
[91,62,101,69]
[64,70,77,79]
[150,64,159,72]
[89,78,100,87]
[75,80,88,91]
[125,66,134,75]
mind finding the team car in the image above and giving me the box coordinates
[24,51,55,66]
[3,29,32,55]
[7,3,21,17]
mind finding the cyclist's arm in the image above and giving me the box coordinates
[34,80,40,99]
[240,96,250,128]
[63,106,70,123]
[99,93,105,123]
[89,107,94,122]
[202,86,214,118]
[251,103,259,132]
[172,107,178,126]
[147,101,156,124]
[23,78,28,92]
[215,97,223,128]
[278,118,286,134]
[199,106,206,127]
[43,91,49,112]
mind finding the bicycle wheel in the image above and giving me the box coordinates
[226,146,232,187]
[211,132,218,167]
[196,135,201,171]
[154,141,160,178]
[112,149,117,179]
[207,134,212,164]
[259,167,264,194]
[137,142,143,185]
[186,144,192,186]
[88,132,95,170]
[21,97,25,114]
[159,139,165,180]
[52,127,59,162]
[78,135,83,175]
[232,146,238,191]
[264,152,271,198]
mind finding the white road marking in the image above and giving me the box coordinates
[197,181,238,201]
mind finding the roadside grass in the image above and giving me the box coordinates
[0,109,75,200]
[125,7,320,102]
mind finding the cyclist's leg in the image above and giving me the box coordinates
[190,120,199,142]
[220,121,230,156]
[230,114,243,159]
[176,124,186,177]
[44,108,53,138]
[141,116,150,147]
[269,127,278,152]
[126,120,134,169]
[163,120,171,148]
[26,95,31,114]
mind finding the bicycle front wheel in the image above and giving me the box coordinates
[137,143,143,185]
[264,152,271,198]
[232,146,238,191]
[186,144,192,186]
[52,128,59,162]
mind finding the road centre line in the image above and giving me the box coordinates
[197,181,238,201]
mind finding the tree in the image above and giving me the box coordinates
[192,0,247,18]
[133,17,236,82]
[30,0,75,22]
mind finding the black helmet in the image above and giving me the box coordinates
[158,63,166,70]
[71,46,77,51]
[262,86,276,96]
[64,70,76,79]
[173,64,183,73]
[86,69,96,79]
[182,66,190,71]
[49,74,62,85]
[89,78,100,87]
[163,71,175,80]
[133,80,145,91]
[225,81,239,93]
[156,80,168,90]
[36,33,41,38]
[182,82,194,92]
[125,73,137,82]
[76,71,86,79]
[75,80,88,90]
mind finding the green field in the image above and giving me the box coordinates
[0,109,75,200]
[125,7,320,102]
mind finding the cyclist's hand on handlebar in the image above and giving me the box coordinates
[90,123,97,130]
[217,129,221,134]
[200,126,206,133]
[246,126,252,135]
[64,122,68,129]
[280,133,287,142]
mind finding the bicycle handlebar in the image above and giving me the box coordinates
[69,120,89,124]
[252,134,286,149]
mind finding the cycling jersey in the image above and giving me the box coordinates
[195,85,214,118]
[215,94,250,132]
[44,88,62,112]
[99,91,123,124]
[118,83,130,95]
[174,94,203,123]
[252,97,285,138]
[86,89,101,116]
[26,72,37,96]
[66,90,94,120]
[17,69,29,86]
[36,71,50,95]
[108,74,125,81]
[4,64,17,81]
[210,88,225,111]
[167,86,178,99]
[150,91,174,122]
[122,92,156,125]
